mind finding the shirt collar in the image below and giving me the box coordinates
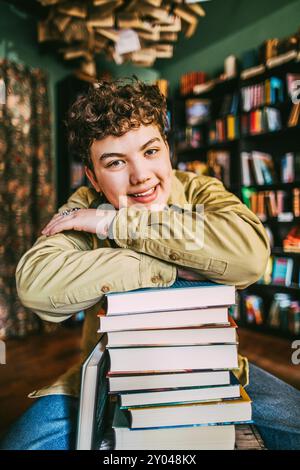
[167,170,188,208]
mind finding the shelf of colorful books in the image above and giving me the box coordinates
[238,290,300,339]
[211,110,300,144]
[174,43,300,341]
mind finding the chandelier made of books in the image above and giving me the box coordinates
[35,0,209,77]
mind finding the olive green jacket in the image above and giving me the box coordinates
[15,170,270,398]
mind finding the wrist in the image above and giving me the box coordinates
[107,210,117,240]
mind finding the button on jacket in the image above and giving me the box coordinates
[15,170,270,398]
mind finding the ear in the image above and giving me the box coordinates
[85,166,101,193]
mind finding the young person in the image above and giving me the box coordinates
[1,78,299,450]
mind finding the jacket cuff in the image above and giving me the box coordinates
[139,253,177,288]
[110,206,147,250]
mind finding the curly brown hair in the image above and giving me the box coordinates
[66,77,168,171]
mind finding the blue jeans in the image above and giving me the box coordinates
[1,363,300,450]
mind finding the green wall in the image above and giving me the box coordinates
[158,0,300,93]
[96,55,160,83]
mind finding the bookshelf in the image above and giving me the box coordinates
[56,75,92,326]
[172,56,300,339]
[56,75,91,210]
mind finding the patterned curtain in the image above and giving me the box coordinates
[0,59,55,339]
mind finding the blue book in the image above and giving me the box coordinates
[102,280,236,316]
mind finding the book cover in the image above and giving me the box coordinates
[118,373,241,408]
[108,343,238,374]
[105,315,237,347]
[107,370,232,394]
[76,334,110,450]
[98,305,230,332]
[185,98,210,125]
[272,257,294,286]
[101,280,236,316]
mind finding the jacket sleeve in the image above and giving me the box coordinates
[111,175,271,289]
[15,188,176,323]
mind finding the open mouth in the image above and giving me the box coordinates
[128,184,159,202]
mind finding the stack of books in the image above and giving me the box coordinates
[81,280,252,450]
[180,71,207,96]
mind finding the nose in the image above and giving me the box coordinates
[129,161,152,187]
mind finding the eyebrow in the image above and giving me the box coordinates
[98,137,161,161]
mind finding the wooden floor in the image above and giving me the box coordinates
[0,326,82,440]
[239,328,300,390]
[0,326,299,440]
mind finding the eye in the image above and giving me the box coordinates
[145,148,159,157]
[106,160,125,168]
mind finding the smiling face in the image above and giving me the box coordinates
[85,125,173,209]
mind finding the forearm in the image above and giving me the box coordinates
[16,232,176,322]
[110,185,270,289]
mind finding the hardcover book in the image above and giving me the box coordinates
[107,343,238,374]
[105,315,237,346]
[118,373,241,408]
[124,386,252,429]
[107,370,233,394]
[98,306,230,332]
[100,280,236,316]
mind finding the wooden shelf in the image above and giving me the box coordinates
[272,248,300,257]
[242,182,300,191]
[207,139,239,147]
[237,321,300,340]
[261,215,300,224]
[240,99,291,112]
[176,139,238,155]
[176,146,206,155]
[247,282,300,293]
[241,125,300,140]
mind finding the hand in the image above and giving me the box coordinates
[177,268,204,281]
[41,208,116,238]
